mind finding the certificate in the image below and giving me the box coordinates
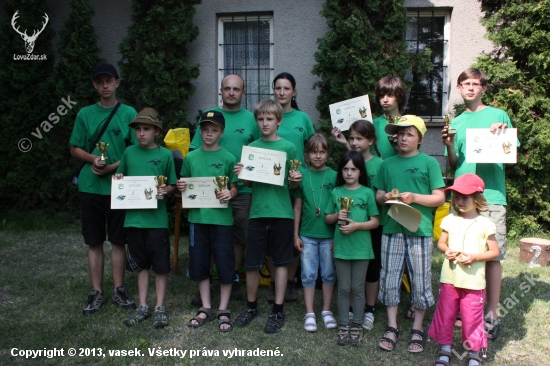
[238,146,287,186]
[111,176,158,209]
[182,177,228,208]
[329,94,373,131]
[465,128,517,163]
[385,200,422,233]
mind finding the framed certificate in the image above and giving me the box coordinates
[111,176,158,209]
[329,94,373,131]
[181,177,229,208]
[238,146,287,186]
[465,128,517,163]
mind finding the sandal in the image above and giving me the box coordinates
[304,313,317,332]
[379,326,399,351]
[349,324,363,345]
[405,306,415,320]
[321,311,337,329]
[467,354,483,365]
[187,307,215,328]
[455,314,462,328]
[408,329,426,353]
[337,325,350,345]
[485,317,500,341]
[217,309,233,332]
[435,349,452,366]
[153,307,168,329]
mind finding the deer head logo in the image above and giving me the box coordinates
[12,11,49,54]
[502,141,512,154]
[273,162,282,176]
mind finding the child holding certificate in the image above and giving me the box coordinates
[114,108,177,329]
[233,99,302,333]
[176,110,238,332]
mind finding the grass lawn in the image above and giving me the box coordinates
[0,211,549,365]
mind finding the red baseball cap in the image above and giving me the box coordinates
[445,173,485,195]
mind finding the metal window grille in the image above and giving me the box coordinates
[218,15,274,111]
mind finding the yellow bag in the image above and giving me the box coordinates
[164,128,190,158]
[433,202,451,242]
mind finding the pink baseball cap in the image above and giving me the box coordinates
[445,173,485,195]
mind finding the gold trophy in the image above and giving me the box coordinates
[391,188,400,201]
[213,176,230,203]
[96,142,109,166]
[154,175,167,200]
[387,116,400,141]
[444,114,456,136]
[288,159,301,182]
[337,197,354,226]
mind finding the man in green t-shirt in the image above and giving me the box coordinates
[189,74,259,302]
[69,63,137,315]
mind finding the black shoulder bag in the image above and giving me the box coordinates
[71,102,121,186]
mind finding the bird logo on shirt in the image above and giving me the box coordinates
[294,127,304,132]
[210,163,223,169]
[234,128,245,134]
[356,203,367,210]
[405,167,419,174]
[110,128,122,136]
[148,160,162,166]
[323,183,334,191]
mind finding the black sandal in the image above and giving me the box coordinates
[485,317,501,341]
[405,306,415,320]
[217,309,233,332]
[434,349,452,365]
[379,326,399,351]
[407,329,426,353]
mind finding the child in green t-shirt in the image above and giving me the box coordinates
[374,115,445,353]
[233,99,302,334]
[325,150,379,346]
[114,108,177,329]
[177,110,239,332]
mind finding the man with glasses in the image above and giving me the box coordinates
[441,68,515,343]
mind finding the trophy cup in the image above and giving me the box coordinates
[154,175,167,200]
[391,188,400,201]
[387,116,400,141]
[96,142,109,166]
[337,197,354,226]
[288,159,301,182]
[213,176,230,203]
[444,114,456,136]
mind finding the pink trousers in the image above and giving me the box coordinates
[428,283,487,351]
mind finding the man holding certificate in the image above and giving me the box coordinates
[233,99,302,334]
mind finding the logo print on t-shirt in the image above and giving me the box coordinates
[405,167,419,174]
[148,159,162,166]
[210,163,223,169]
[234,128,245,134]
[111,128,122,136]
[294,127,304,132]
[356,203,367,211]
[323,183,334,191]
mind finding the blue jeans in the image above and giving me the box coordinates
[299,236,336,288]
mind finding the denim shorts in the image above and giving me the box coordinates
[299,236,336,288]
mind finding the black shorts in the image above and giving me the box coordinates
[126,228,171,274]
[189,223,234,284]
[245,218,294,271]
[80,192,127,246]
[366,225,383,283]
[231,194,251,246]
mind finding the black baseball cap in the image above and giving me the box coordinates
[92,63,119,80]
[199,110,225,128]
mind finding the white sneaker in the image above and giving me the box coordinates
[362,312,374,330]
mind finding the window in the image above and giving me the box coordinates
[404,9,450,120]
[218,14,274,111]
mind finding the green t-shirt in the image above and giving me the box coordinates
[190,106,260,195]
[278,109,315,164]
[372,115,397,159]
[325,185,378,260]
[365,155,386,225]
[69,103,137,195]
[248,138,297,220]
[116,145,177,229]
[291,167,337,238]
[450,106,514,205]
[180,147,238,226]
[373,152,445,236]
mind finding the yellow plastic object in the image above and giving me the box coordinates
[164,128,190,158]
[401,274,411,293]
[433,202,451,242]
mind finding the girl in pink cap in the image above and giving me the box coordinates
[428,173,499,366]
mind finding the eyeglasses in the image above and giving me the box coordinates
[460,82,483,88]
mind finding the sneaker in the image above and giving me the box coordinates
[264,312,286,333]
[124,306,151,326]
[190,291,202,306]
[231,281,243,301]
[153,307,168,329]
[349,323,364,345]
[362,312,375,331]
[83,290,106,315]
[234,307,259,328]
[112,286,136,309]
[284,280,298,302]
[266,281,275,304]
[337,325,350,345]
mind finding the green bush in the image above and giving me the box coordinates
[475,0,550,234]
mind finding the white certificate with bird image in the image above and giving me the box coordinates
[238,146,287,186]
[182,177,228,208]
[111,176,158,209]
